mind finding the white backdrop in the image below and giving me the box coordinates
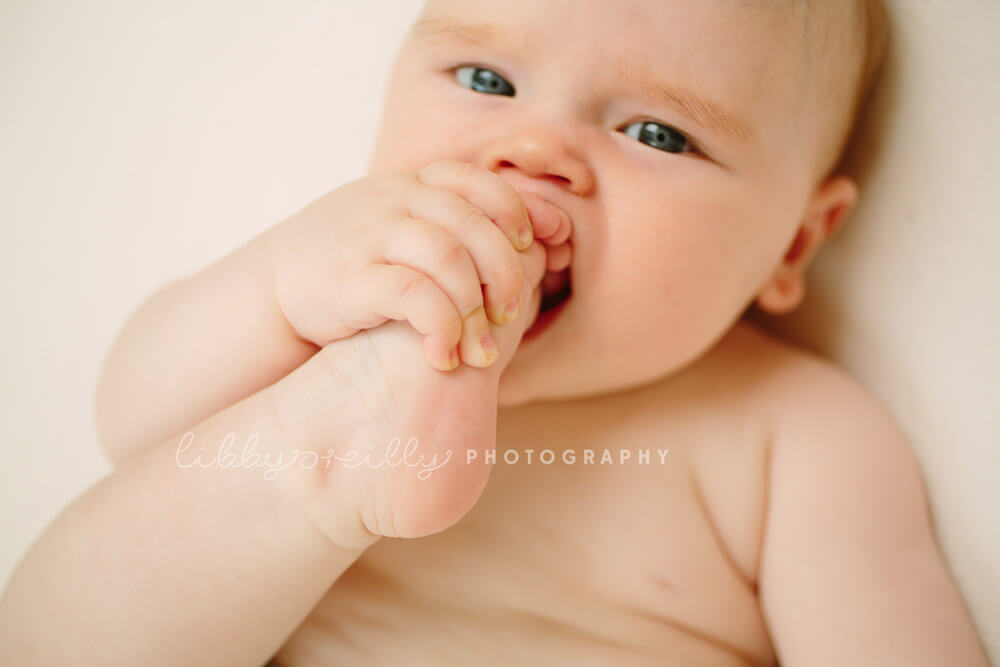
[1,0,997,660]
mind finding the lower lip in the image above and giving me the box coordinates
[522,297,570,342]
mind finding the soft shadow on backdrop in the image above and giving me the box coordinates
[1,0,997,659]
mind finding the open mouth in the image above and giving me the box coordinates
[523,267,572,341]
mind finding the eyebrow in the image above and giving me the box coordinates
[610,56,754,145]
[412,17,754,146]
[411,16,525,52]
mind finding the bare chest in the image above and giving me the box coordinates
[277,388,778,666]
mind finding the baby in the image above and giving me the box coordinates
[0,0,991,665]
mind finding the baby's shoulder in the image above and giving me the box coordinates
[713,322,941,615]
[698,318,905,434]
[605,317,903,448]
[679,318,925,496]
[715,317,929,524]
[746,321,909,444]
[695,319,933,578]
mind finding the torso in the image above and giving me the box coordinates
[275,319,803,666]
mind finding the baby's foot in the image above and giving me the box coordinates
[268,239,547,549]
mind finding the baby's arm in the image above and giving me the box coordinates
[2,198,548,664]
[95,228,315,464]
[0,364,377,666]
[759,364,989,666]
[97,161,570,464]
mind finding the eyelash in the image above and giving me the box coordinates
[620,119,693,156]
[449,63,699,157]
[453,64,516,96]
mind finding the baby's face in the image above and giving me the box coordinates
[367,0,854,405]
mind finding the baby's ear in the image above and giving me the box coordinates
[754,175,858,315]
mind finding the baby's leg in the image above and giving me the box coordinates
[0,263,542,665]
[275,262,544,541]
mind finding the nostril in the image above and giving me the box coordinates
[498,160,516,168]
[543,174,571,185]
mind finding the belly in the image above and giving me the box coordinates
[274,563,764,667]
[273,437,776,666]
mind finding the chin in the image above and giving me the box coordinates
[497,351,611,408]
[497,364,560,408]
[496,380,533,408]
[496,341,546,408]
[498,312,693,410]
[498,321,609,409]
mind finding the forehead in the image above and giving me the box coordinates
[417,0,813,128]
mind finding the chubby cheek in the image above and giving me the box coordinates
[589,183,777,366]
[368,98,442,175]
[367,57,479,176]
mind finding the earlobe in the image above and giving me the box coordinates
[753,174,858,316]
[755,269,805,315]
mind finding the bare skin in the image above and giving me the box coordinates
[0,0,989,664]
[277,318,780,667]
[273,319,986,666]
[0,312,985,666]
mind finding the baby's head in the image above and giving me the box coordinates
[366,0,887,405]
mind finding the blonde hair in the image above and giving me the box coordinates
[826,0,889,178]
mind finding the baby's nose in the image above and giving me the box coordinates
[481,131,595,197]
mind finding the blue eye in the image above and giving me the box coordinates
[455,66,515,96]
[622,121,690,154]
